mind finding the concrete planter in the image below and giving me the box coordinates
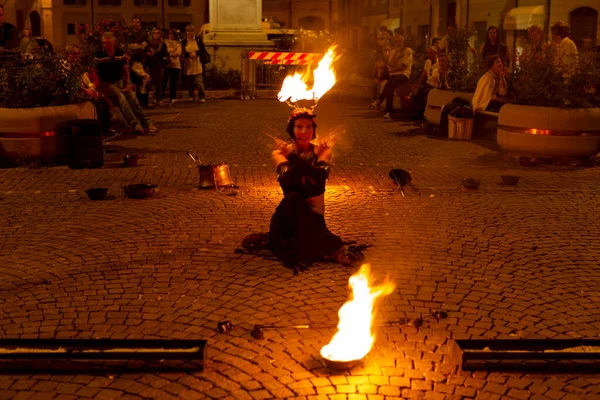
[0,102,96,167]
[497,104,600,157]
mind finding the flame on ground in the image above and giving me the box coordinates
[320,264,395,362]
[277,45,340,103]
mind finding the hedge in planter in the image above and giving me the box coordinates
[0,50,84,108]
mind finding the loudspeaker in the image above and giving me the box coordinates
[68,119,104,169]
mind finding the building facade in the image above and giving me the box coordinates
[1,0,342,50]
[337,0,599,53]
[1,0,208,49]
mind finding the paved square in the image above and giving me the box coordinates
[1,95,600,399]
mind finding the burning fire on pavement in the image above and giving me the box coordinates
[321,264,396,368]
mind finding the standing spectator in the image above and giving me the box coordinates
[148,28,167,105]
[161,29,182,104]
[480,26,509,68]
[128,15,151,107]
[370,34,413,120]
[436,55,451,90]
[471,55,507,112]
[129,15,150,49]
[438,23,477,57]
[551,21,578,78]
[182,24,210,102]
[520,25,544,64]
[0,5,18,50]
[94,32,158,134]
[19,28,39,55]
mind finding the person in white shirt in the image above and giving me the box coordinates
[471,54,507,112]
[412,46,439,119]
[550,22,578,79]
[370,34,413,120]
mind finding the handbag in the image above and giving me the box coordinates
[161,55,170,67]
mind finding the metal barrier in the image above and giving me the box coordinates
[241,50,323,100]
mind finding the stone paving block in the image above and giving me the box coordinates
[3,100,600,400]
[378,386,401,396]
[316,386,336,395]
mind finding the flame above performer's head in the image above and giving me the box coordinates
[286,108,317,139]
[278,45,341,105]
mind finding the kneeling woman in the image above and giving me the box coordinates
[269,109,352,266]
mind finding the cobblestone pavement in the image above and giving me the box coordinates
[1,94,600,400]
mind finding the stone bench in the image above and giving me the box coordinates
[0,102,96,167]
[424,89,499,138]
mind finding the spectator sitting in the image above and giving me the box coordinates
[372,52,389,101]
[480,26,509,68]
[65,45,128,135]
[94,32,158,134]
[551,21,578,78]
[370,34,413,120]
[411,46,439,119]
[471,54,507,113]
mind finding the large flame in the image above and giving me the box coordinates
[320,264,395,362]
[277,45,340,103]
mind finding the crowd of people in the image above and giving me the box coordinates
[369,20,595,121]
[0,9,212,137]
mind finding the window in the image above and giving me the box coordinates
[168,0,191,5]
[64,0,87,4]
[98,0,121,5]
[170,21,191,32]
[134,0,158,5]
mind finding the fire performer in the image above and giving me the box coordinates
[268,108,352,267]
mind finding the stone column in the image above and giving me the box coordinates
[204,0,273,71]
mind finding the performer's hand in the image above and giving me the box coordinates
[317,147,332,163]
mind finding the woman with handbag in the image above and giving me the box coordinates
[148,28,168,105]
[182,24,210,102]
[161,29,182,104]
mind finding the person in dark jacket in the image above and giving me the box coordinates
[148,28,168,105]
[181,24,210,102]
[0,5,18,50]
[480,26,509,69]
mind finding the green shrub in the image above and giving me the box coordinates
[509,45,600,108]
[203,56,241,90]
[0,50,84,108]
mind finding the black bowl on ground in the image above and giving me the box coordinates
[462,179,481,189]
[85,188,109,200]
[389,168,412,187]
[323,357,361,371]
[123,184,157,199]
[123,155,140,167]
[501,175,520,186]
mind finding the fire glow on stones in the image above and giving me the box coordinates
[277,45,341,104]
[321,264,396,366]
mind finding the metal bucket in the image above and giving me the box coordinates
[213,163,234,187]
[197,164,215,189]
